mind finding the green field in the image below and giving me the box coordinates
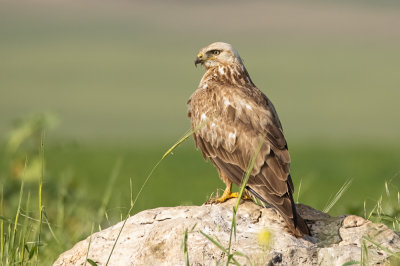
[1,0,400,264]
[2,139,400,263]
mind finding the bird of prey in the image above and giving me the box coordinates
[187,42,310,237]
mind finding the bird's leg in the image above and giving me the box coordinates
[215,181,237,203]
[207,170,251,204]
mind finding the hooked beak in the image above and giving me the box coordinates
[194,57,202,67]
[194,52,203,67]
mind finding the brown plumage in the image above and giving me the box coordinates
[187,42,309,237]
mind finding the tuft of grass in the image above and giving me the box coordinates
[0,127,63,265]
[0,178,38,265]
[364,178,400,232]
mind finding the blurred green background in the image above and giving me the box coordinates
[1,0,400,263]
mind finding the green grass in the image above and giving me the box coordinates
[1,138,400,264]
[41,141,400,216]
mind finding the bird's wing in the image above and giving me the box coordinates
[188,81,296,219]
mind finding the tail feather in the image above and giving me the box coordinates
[245,185,310,237]
[288,189,310,237]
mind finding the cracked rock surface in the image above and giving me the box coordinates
[54,199,400,265]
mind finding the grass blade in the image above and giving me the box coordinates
[162,129,192,160]
[361,239,368,265]
[233,137,264,212]
[41,208,59,244]
[37,131,45,264]
[385,181,390,197]
[97,158,123,224]
[84,223,95,266]
[342,261,360,266]
[363,236,400,258]
[226,136,264,266]
[106,124,209,265]
[162,119,209,160]
[11,182,24,255]
[87,258,98,266]
[323,178,353,213]
[199,231,241,265]
[200,231,227,253]
[296,178,302,203]
[183,228,189,266]
[0,184,3,263]
[0,219,3,263]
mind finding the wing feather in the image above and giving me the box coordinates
[188,79,309,236]
[189,81,289,184]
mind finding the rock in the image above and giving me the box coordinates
[54,199,400,265]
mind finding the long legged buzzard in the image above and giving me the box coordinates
[187,42,309,237]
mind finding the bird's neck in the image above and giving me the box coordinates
[201,63,255,88]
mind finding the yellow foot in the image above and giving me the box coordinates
[215,192,239,203]
[206,192,251,204]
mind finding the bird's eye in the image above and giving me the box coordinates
[210,50,221,55]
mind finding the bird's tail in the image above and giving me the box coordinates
[246,186,310,237]
[287,190,310,237]
[295,216,310,237]
[285,208,310,238]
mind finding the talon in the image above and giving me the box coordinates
[206,191,251,204]
[215,192,239,203]
[204,174,252,205]
[205,191,237,204]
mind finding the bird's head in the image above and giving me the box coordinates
[194,42,242,69]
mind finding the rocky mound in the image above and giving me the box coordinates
[54,199,400,265]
